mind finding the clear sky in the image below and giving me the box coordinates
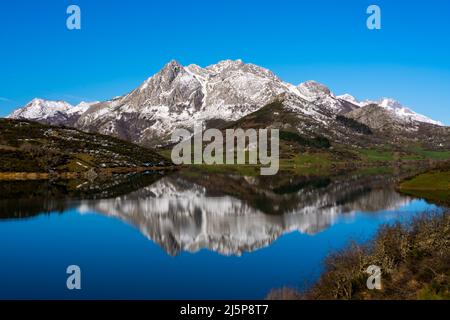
[0,0,449,124]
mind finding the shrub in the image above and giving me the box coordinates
[279,131,331,149]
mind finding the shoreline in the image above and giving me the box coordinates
[0,166,179,181]
[0,159,447,182]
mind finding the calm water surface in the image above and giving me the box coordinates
[0,169,441,299]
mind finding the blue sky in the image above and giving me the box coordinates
[0,0,449,124]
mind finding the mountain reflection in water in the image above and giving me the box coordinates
[0,169,418,256]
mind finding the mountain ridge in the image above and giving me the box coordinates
[6,59,447,149]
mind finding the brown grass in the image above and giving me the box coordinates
[267,210,450,300]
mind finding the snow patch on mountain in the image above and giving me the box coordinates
[8,99,99,121]
[377,98,443,126]
[67,101,99,115]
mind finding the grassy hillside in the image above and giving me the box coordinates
[0,119,172,175]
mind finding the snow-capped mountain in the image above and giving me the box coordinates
[7,98,98,126]
[7,59,444,146]
[338,95,443,126]
[74,59,318,145]
[377,98,443,126]
[298,81,358,113]
[77,172,412,256]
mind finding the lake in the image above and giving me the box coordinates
[0,169,442,299]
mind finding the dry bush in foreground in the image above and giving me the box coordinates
[267,210,450,300]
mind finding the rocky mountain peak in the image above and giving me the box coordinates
[161,59,184,75]
[298,80,333,97]
[295,81,359,114]
[379,97,403,109]
[7,59,445,147]
[338,95,443,126]
[337,94,361,106]
[373,98,442,126]
[149,59,185,84]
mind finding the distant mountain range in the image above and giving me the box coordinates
[7,59,448,149]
